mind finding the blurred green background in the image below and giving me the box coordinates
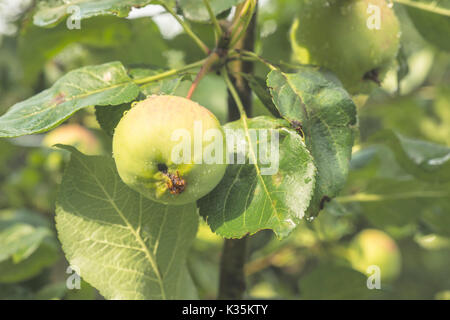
[0,0,449,300]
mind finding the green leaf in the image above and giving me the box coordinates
[178,0,243,22]
[0,224,51,263]
[95,104,132,137]
[55,146,199,299]
[33,0,160,27]
[242,74,281,118]
[373,130,450,183]
[0,62,140,138]
[267,68,357,217]
[0,209,59,284]
[355,178,449,229]
[87,18,169,67]
[18,16,133,86]
[198,116,316,239]
[402,0,450,51]
[0,243,58,283]
[0,209,56,264]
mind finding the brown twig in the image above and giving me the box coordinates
[186,52,221,99]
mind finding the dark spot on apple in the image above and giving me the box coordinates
[157,163,168,173]
[319,195,331,210]
[363,69,381,85]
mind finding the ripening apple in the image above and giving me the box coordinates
[112,95,227,205]
[291,0,401,94]
[348,229,402,281]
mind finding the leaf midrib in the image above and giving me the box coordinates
[75,154,167,300]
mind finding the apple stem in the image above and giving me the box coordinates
[186,51,221,99]
[133,59,207,86]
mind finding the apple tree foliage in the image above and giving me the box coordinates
[0,0,449,299]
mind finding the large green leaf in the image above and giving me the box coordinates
[267,68,357,217]
[33,0,162,27]
[339,145,450,235]
[95,104,132,138]
[178,0,243,22]
[299,265,385,299]
[87,18,169,67]
[242,73,281,118]
[402,0,450,51]
[198,116,316,239]
[0,62,140,138]
[18,16,133,86]
[55,146,199,299]
[0,209,59,283]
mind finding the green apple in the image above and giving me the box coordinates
[348,229,402,281]
[112,95,227,205]
[291,0,400,94]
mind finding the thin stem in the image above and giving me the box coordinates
[186,52,220,99]
[160,3,210,54]
[237,50,277,70]
[394,0,450,17]
[222,68,248,119]
[229,0,257,48]
[223,68,267,185]
[133,59,207,85]
[229,0,252,38]
[203,0,223,38]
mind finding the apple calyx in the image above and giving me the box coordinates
[363,69,381,85]
[164,171,186,195]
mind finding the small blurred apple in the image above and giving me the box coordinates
[348,229,402,281]
[43,124,102,155]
